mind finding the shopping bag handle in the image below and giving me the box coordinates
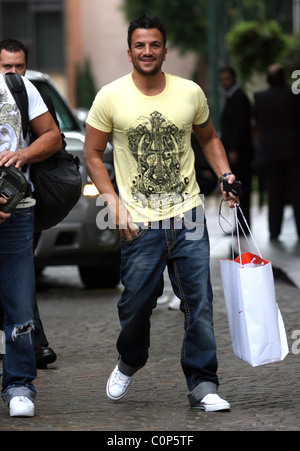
[232,205,262,266]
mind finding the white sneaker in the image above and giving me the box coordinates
[192,394,230,412]
[106,365,132,401]
[9,396,34,417]
[168,295,181,310]
[157,294,169,305]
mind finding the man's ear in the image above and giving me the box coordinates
[164,47,168,61]
[127,48,132,63]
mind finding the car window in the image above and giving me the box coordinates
[30,79,81,133]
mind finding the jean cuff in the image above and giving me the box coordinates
[118,357,144,377]
[188,381,219,407]
[2,385,36,405]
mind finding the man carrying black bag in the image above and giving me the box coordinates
[0,48,61,416]
[0,38,62,369]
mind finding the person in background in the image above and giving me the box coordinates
[84,14,239,412]
[0,59,61,416]
[0,38,58,368]
[253,64,300,240]
[219,66,253,231]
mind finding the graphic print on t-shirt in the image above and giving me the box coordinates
[0,87,22,153]
[126,111,188,210]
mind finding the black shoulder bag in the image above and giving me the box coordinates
[5,73,82,232]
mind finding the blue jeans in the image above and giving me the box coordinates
[116,208,219,406]
[0,207,36,404]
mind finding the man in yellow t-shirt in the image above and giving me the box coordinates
[87,72,209,223]
[84,13,238,412]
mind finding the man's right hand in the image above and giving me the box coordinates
[103,194,138,241]
[113,198,139,241]
[0,197,11,223]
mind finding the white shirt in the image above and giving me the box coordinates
[0,73,48,180]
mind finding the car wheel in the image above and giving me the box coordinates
[79,265,120,289]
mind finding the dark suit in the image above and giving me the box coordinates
[254,85,300,239]
[220,86,253,227]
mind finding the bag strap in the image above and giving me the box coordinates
[232,205,262,266]
[5,73,29,139]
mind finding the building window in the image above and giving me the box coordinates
[2,2,29,39]
[0,0,65,72]
[35,10,65,70]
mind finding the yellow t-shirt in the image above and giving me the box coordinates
[87,73,209,223]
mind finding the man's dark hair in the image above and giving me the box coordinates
[267,64,286,86]
[218,66,237,79]
[0,38,28,64]
[127,13,167,49]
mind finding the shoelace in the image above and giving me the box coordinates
[111,370,131,388]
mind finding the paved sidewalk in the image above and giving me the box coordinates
[0,196,299,432]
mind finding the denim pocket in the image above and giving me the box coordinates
[14,206,34,219]
[121,226,148,245]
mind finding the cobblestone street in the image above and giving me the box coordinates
[1,200,299,432]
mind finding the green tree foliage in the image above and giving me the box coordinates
[281,32,300,76]
[122,0,207,54]
[122,0,282,56]
[75,59,97,109]
[226,20,289,81]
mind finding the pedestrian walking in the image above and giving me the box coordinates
[219,66,253,230]
[0,38,58,369]
[0,63,61,417]
[84,13,239,411]
[254,64,300,240]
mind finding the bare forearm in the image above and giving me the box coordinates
[85,153,137,235]
[201,135,232,178]
[0,130,61,169]
[22,130,62,163]
[193,121,238,207]
[84,128,138,236]
[85,154,118,200]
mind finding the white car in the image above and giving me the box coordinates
[27,70,120,288]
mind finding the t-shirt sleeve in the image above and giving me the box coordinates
[193,84,210,125]
[23,77,48,121]
[86,87,113,133]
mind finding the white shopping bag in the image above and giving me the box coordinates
[219,207,289,367]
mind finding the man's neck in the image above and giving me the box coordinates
[131,71,166,96]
